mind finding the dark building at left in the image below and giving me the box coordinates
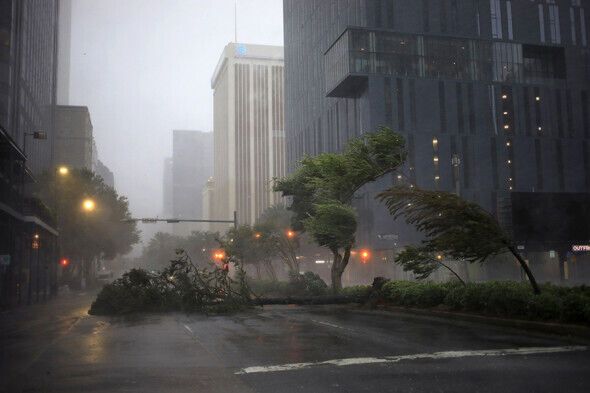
[0,0,60,308]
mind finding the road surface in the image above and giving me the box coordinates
[1,291,589,392]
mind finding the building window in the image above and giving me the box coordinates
[491,137,499,189]
[439,81,447,133]
[440,0,448,34]
[506,1,514,40]
[582,8,588,46]
[457,83,465,134]
[423,0,430,32]
[566,90,575,138]
[548,3,561,44]
[396,78,405,131]
[468,84,476,134]
[582,91,589,138]
[570,7,577,44]
[539,4,546,43]
[556,90,564,137]
[384,77,392,126]
[409,79,417,130]
[535,139,544,190]
[462,136,471,189]
[490,0,503,39]
[556,140,565,190]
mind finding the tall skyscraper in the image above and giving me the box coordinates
[284,1,590,279]
[171,130,213,234]
[0,0,59,174]
[57,0,71,105]
[54,105,94,170]
[162,157,173,217]
[210,43,286,225]
[0,1,60,307]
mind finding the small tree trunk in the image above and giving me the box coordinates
[264,260,277,281]
[330,245,352,294]
[508,245,541,294]
[330,250,343,294]
[437,260,466,286]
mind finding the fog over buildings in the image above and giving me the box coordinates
[67,0,283,243]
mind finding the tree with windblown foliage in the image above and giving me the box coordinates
[37,169,139,284]
[377,186,541,294]
[275,126,406,293]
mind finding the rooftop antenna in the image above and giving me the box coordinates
[234,0,237,43]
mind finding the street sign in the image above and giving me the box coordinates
[141,218,158,224]
[572,245,590,252]
[0,255,10,266]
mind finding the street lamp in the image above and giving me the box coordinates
[57,166,69,176]
[82,198,96,212]
[286,230,295,239]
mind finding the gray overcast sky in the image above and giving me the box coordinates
[68,0,283,229]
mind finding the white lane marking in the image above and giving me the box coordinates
[311,320,353,331]
[235,345,588,375]
[183,324,193,334]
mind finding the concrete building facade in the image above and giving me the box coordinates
[210,43,286,225]
[284,0,590,282]
[54,105,93,170]
[0,0,60,307]
[95,160,114,189]
[162,157,173,217]
[171,130,213,234]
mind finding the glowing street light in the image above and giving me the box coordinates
[57,166,69,176]
[254,232,262,239]
[360,249,371,263]
[286,230,296,239]
[82,198,96,212]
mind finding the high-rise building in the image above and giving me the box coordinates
[284,1,590,281]
[0,1,60,307]
[54,105,94,170]
[57,0,71,105]
[0,0,59,174]
[210,43,286,225]
[95,160,114,189]
[162,157,173,217]
[171,130,213,234]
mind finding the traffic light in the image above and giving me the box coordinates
[60,258,69,267]
[359,249,371,264]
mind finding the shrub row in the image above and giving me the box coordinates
[379,281,590,324]
[248,272,329,297]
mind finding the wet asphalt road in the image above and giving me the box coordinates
[1,292,590,393]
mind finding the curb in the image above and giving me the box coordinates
[355,305,590,341]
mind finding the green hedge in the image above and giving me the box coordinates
[379,281,590,325]
[247,272,329,298]
[341,285,372,299]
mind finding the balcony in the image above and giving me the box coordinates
[325,28,491,98]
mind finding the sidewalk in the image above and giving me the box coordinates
[0,289,96,392]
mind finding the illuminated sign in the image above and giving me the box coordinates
[572,245,590,252]
[235,44,247,57]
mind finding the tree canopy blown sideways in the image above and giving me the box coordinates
[275,126,406,292]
